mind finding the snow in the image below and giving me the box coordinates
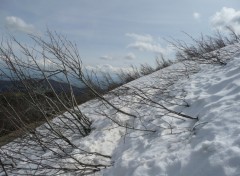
[1,47,240,175]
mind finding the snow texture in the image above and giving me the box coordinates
[1,47,240,176]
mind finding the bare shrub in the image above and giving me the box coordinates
[155,54,173,70]
[139,63,155,75]
[117,65,141,83]
[171,27,240,65]
[0,29,205,175]
[0,31,112,175]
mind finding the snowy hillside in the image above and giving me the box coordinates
[1,46,240,176]
[102,56,240,176]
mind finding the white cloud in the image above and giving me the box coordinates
[124,53,136,60]
[99,53,136,61]
[211,7,240,33]
[127,41,169,54]
[100,55,113,60]
[5,16,35,33]
[126,33,153,43]
[85,64,131,74]
[126,33,173,56]
[193,12,201,20]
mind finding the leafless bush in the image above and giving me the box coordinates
[1,30,160,175]
[117,65,141,83]
[84,70,122,93]
[139,63,155,75]
[100,71,121,91]
[155,54,173,71]
[0,29,203,175]
[171,27,240,65]
[0,31,112,175]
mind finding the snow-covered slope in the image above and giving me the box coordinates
[1,48,240,176]
[102,57,240,176]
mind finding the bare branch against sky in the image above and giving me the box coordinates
[0,0,239,70]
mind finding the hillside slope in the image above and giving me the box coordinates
[101,56,240,176]
[1,48,240,175]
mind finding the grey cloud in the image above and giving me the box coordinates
[5,16,35,34]
[124,53,136,60]
[193,12,201,20]
[100,55,113,60]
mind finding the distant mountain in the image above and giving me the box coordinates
[0,79,87,95]
[0,80,15,92]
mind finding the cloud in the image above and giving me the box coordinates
[211,7,240,33]
[124,53,136,60]
[85,64,131,74]
[99,53,136,61]
[126,33,153,43]
[84,64,135,85]
[100,55,113,60]
[126,33,173,56]
[193,12,201,20]
[127,41,169,54]
[5,16,35,33]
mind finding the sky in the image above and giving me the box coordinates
[0,0,240,73]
